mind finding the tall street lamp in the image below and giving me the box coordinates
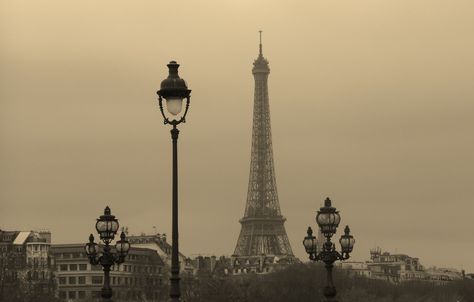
[156,60,191,302]
[303,198,355,302]
[85,206,130,300]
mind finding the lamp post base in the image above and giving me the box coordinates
[323,284,337,301]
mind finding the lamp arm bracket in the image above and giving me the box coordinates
[111,253,125,264]
[158,96,170,124]
[335,251,350,261]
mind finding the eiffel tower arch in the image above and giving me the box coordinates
[233,33,295,267]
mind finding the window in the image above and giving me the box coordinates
[59,277,66,285]
[69,276,76,284]
[78,291,85,299]
[59,291,66,299]
[78,276,86,284]
[91,264,102,271]
[79,264,87,270]
[92,276,103,284]
[69,264,77,271]
[92,291,101,298]
[60,264,68,271]
[68,291,76,299]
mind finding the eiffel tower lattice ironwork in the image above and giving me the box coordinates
[233,32,294,257]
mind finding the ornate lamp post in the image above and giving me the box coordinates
[85,206,130,300]
[156,61,191,302]
[303,198,355,302]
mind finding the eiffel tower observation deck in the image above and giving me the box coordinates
[233,32,295,259]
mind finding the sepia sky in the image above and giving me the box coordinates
[1,0,473,272]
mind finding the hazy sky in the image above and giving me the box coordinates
[1,0,473,272]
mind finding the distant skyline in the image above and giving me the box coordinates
[1,0,473,272]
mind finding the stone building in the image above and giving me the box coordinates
[424,267,463,284]
[227,254,296,275]
[189,256,218,275]
[126,233,193,275]
[367,247,425,282]
[0,229,54,294]
[343,247,465,284]
[186,254,296,277]
[336,261,372,278]
[51,244,165,301]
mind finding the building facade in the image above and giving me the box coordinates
[336,261,372,278]
[126,233,193,275]
[336,247,464,284]
[0,229,54,296]
[367,248,425,282]
[187,254,295,277]
[51,244,165,301]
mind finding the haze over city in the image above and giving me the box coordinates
[1,0,473,274]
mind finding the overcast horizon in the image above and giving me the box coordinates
[1,0,473,272]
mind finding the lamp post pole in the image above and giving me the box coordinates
[156,61,191,302]
[303,198,355,302]
[170,124,180,299]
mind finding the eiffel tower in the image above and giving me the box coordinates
[233,32,294,260]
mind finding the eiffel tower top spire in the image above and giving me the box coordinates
[253,31,270,74]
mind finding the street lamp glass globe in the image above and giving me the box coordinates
[302,227,317,255]
[85,242,99,256]
[115,232,131,258]
[110,220,119,233]
[303,235,317,254]
[339,226,355,253]
[166,97,184,116]
[96,207,119,241]
[85,234,99,256]
[334,212,341,225]
[316,212,340,235]
[96,221,107,232]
